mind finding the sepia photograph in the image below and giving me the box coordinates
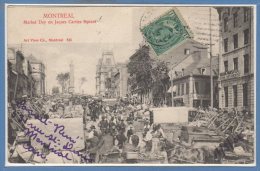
[6,5,255,165]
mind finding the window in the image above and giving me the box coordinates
[233,57,238,71]
[244,29,249,45]
[205,82,210,94]
[186,82,189,94]
[105,78,112,89]
[243,83,248,106]
[224,38,228,52]
[244,54,249,74]
[233,34,238,49]
[224,60,228,72]
[224,17,228,32]
[244,8,250,22]
[224,86,229,107]
[233,85,238,107]
[201,68,206,75]
[184,49,190,55]
[233,12,238,27]
[181,84,184,95]
[194,82,199,94]
[180,84,182,96]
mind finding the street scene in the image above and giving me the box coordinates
[7,6,255,165]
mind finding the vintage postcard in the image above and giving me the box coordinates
[5,5,256,166]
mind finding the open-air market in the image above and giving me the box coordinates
[8,95,254,164]
[7,6,255,165]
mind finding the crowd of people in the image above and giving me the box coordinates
[80,96,169,163]
[8,94,254,164]
[8,94,170,163]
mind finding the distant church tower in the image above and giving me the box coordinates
[69,62,74,93]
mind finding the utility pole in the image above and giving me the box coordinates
[171,68,174,107]
[209,7,214,108]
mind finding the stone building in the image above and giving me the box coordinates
[166,40,219,108]
[96,51,129,98]
[96,51,117,98]
[7,48,36,101]
[216,7,254,114]
[27,55,46,96]
[113,63,129,98]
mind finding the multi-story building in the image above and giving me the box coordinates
[216,7,254,114]
[113,63,129,98]
[96,51,129,98]
[7,48,36,101]
[138,7,221,106]
[96,51,117,98]
[27,55,46,96]
[166,40,219,108]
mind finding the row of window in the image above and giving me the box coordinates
[223,29,249,53]
[175,81,210,96]
[223,8,250,32]
[176,83,189,96]
[224,83,248,107]
[223,54,250,74]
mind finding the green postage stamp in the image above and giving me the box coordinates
[141,10,191,55]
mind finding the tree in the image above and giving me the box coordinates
[52,86,60,94]
[127,46,153,94]
[56,72,70,93]
[127,46,169,106]
[151,60,169,106]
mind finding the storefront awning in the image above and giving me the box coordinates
[167,85,176,93]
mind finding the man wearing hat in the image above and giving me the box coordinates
[98,115,109,135]
[85,125,103,163]
[116,130,127,149]
[109,116,116,133]
[116,118,126,133]
[110,125,118,145]
[127,125,134,143]
[143,119,150,138]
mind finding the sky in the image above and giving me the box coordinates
[7,6,219,95]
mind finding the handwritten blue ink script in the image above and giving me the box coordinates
[15,101,93,163]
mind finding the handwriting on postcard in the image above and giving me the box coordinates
[15,101,92,163]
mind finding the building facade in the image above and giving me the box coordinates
[216,7,254,114]
[96,51,129,98]
[7,48,36,101]
[169,75,214,108]
[95,51,117,98]
[27,55,46,96]
[114,63,129,98]
[167,41,219,108]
